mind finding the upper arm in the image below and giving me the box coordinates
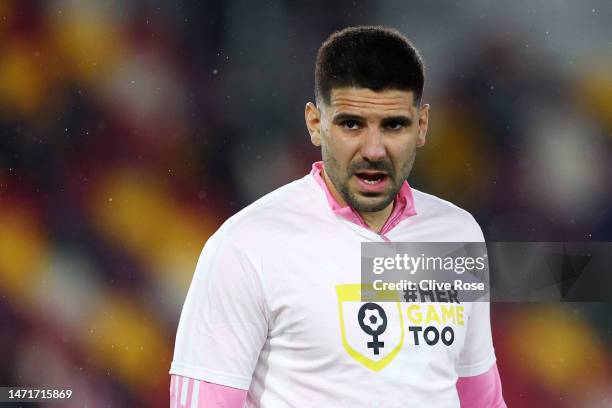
[456,213,495,374]
[456,300,496,376]
[170,233,269,390]
[456,363,506,408]
[170,375,248,408]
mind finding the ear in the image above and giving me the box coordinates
[416,103,430,147]
[305,102,322,147]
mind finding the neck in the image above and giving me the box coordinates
[321,169,394,233]
[359,205,393,233]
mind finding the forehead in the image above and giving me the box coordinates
[327,87,416,117]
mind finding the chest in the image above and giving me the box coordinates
[259,233,472,374]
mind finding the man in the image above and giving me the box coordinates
[170,26,505,407]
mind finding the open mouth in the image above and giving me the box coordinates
[355,171,388,184]
[354,171,390,192]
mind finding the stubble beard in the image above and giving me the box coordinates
[322,147,416,213]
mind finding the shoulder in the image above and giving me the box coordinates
[411,188,474,220]
[410,188,485,241]
[212,174,324,247]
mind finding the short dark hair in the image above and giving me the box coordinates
[315,26,425,106]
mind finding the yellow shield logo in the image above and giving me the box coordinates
[336,284,404,371]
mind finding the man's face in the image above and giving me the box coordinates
[305,87,429,212]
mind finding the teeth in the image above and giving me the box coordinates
[364,178,380,184]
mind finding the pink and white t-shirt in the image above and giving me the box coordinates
[171,164,499,407]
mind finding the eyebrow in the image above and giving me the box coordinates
[381,116,413,127]
[332,113,413,126]
[331,113,365,124]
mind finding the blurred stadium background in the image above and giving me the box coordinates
[0,0,610,406]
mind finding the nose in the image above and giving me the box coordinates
[359,128,387,162]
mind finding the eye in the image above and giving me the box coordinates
[341,119,361,130]
[384,121,405,130]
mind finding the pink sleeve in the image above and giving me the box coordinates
[456,363,506,408]
[170,375,248,408]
